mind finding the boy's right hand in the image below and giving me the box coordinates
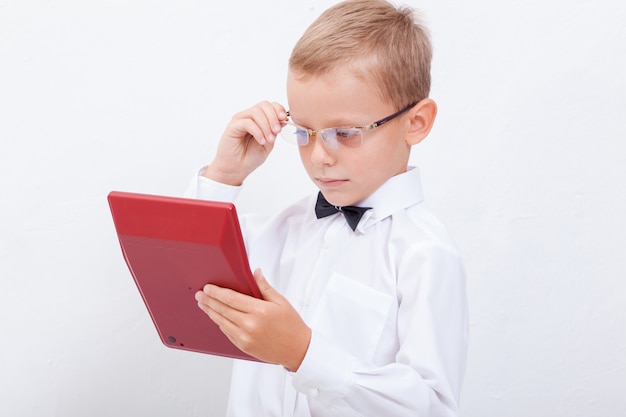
[203,101,287,186]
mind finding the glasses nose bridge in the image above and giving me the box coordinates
[310,128,335,147]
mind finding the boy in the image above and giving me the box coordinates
[190,1,468,415]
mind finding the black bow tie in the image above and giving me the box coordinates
[314,192,372,231]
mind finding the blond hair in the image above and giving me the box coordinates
[289,0,432,110]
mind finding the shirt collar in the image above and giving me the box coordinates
[356,166,424,232]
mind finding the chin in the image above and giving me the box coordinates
[320,190,361,207]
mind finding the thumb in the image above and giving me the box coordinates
[253,268,282,303]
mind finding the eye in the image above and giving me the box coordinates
[295,128,309,146]
[333,128,362,147]
[335,128,360,139]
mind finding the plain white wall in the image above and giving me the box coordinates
[1,0,625,416]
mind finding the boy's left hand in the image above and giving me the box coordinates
[195,269,311,372]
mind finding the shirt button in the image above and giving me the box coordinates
[308,388,319,398]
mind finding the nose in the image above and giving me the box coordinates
[308,132,335,167]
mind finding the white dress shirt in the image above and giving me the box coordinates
[187,167,468,417]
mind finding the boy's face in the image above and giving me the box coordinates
[286,68,412,207]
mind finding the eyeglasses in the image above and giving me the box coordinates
[280,101,419,149]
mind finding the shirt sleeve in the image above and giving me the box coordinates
[184,166,242,202]
[292,244,469,417]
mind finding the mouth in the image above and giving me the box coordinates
[315,177,348,188]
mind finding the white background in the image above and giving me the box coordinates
[1,0,625,415]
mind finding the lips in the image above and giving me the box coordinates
[316,177,348,188]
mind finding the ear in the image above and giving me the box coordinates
[405,98,437,146]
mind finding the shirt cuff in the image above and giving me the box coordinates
[185,166,242,202]
[292,329,356,401]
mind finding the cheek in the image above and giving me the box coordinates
[297,146,309,161]
[361,135,410,175]
[297,147,314,172]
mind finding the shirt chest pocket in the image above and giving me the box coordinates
[309,272,393,362]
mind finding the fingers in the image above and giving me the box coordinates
[205,101,287,185]
[196,285,247,320]
[195,282,269,330]
[194,273,311,369]
[229,101,287,145]
[195,269,281,318]
[194,289,246,348]
[194,284,266,351]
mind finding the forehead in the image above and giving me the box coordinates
[286,68,392,127]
